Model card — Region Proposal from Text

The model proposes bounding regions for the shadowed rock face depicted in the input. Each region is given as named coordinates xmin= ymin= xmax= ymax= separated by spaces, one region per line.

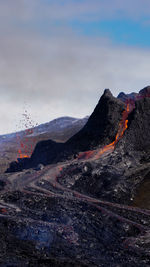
xmin=65 ymin=89 xmax=125 ymax=152
xmin=117 ymin=92 xmax=138 ymax=102
xmin=118 ymin=97 xmax=150 ymax=154
xmin=29 ymin=89 xmax=125 ymax=167
xmin=139 ymin=86 xmax=150 ymax=97
xmin=30 ymin=139 xmax=63 ymax=166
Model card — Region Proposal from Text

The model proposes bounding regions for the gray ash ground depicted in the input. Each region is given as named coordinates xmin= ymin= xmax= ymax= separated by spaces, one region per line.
xmin=1 ymin=87 xmax=150 ymax=266
xmin=1 ymin=150 xmax=150 ymax=266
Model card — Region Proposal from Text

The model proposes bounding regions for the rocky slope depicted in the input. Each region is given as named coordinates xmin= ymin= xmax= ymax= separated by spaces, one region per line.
xmin=117 ymin=97 xmax=150 ymax=154
xmin=10 ymin=86 xmax=150 ymax=169
xmin=1 ymin=86 xmax=150 ymax=266
xmin=27 ymin=89 xmax=125 ymax=167
xmin=65 ymin=89 xmax=125 ymax=152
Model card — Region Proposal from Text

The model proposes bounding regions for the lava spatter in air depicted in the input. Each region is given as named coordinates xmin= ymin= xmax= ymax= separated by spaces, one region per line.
xmin=16 ymin=109 xmax=38 ymax=160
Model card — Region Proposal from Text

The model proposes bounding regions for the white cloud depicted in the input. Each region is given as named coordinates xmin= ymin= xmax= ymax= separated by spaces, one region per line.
xmin=0 ymin=0 xmax=150 ymax=134
xmin=0 ymin=30 xmax=150 ymax=134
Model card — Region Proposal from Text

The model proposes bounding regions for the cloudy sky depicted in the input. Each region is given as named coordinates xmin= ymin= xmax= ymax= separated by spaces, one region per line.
xmin=1 ymin=0 xmax=150 ymax=134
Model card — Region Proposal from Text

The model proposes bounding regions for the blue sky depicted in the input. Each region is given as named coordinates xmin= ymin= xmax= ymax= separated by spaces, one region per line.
xmin=69 ymin=19 xmax=150 ymax=47
xmin=0 ymin=0 xmax=150 ymax=134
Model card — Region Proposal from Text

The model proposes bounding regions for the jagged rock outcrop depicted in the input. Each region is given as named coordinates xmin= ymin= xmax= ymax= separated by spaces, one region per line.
xmin=64 ymin=89 xmax=125 ymax=153
xmin=139 ymin=85 xmax=150 ymax=97
xmin=117 ymin=97 xmax=150 ymax=155
xmin=118 ymin=85 xmax=150 ymax=103
xmin=6 ymin=158 xmax=31 ymax=173
xmin=117 ymin=92 xmax=138 ymax=102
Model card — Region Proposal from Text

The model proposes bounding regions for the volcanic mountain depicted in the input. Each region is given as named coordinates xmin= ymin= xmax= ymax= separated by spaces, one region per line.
xmin=6 ymin=89 xmax=124 ymax=170
xmin=7 ymin=86 xmax=150 ymax=171
xmin=1 ymin=86 xmax=150 ymax=266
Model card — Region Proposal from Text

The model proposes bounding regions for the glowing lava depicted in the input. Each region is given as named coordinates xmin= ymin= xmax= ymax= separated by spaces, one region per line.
xmin=16 ymin=132 xmax=31 ymax=159
xmin=16 ymin=110 xmax=38 ymax=160
xmin=94 ymin=103 xmax=129 ymax=159
xmin=78 ymin=103 xmax=130 ymax=161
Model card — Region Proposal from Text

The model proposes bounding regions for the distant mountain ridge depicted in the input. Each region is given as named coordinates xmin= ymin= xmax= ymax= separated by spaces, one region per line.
xmin=0 ymin=116 xmax=89 ymax=140
xmin=0 ymin=116 xmax=88 ymax=173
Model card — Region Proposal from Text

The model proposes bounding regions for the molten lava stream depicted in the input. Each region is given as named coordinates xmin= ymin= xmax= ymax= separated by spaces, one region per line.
xmin=78 ymin=103 xmax=130 ymax=161
xmin=94 ymin=103 xmax=129 ymax=159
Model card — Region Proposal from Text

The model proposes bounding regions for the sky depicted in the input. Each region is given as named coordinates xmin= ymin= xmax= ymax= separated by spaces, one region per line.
xmin=1 ymin=0 xmax=150 ymax=134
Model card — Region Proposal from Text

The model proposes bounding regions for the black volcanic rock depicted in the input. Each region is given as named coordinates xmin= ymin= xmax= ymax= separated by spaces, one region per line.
xmin=117 ymin=85 xmax=150 ymax=103
xmin=56 ymin=94 xmax=150 ymax=206
xmin=6 ymin=140 xmax=64 ymax=171
xmin=117 ymin=97 xmax=150 ymax=154
xmin=6 ymin=89 xmax=125 ymax=170
xmin=27 ymin=89 xmax=125 ymax=167
xmin=117 ymin=92 xmax=138 ymax=102
xmin=6 ymin=158 xmax=31 ymax=173
xmin=64 ymin=89 xmax=125 ymax=153
xmin=30 ymin=139 xmax=63 ymax=166
xmin=139 ymin=85 xmax=150 ymax=97
xmin=6 ymin=87 xmax=150 ymax=172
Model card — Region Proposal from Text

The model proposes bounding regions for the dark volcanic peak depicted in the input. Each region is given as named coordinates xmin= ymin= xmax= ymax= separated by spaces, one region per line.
xmin=29 ymin=88 xmax=125 ymax=167
xmin=103 ymin=88 xmax=113 ymax=97
xmin=65 ymin=88 xmax=125 ymax=151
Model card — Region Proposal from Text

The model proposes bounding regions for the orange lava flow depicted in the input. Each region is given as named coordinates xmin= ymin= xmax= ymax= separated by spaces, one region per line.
xmin=18 ymin=153 xmax=29 ymax=159
xmin=78 ymin=150 xmax=95 ymax=160
xmin=94 ymin=104 xmax=129 ymax=159
xmin=78 ymin=103 xmax=130 ymax=161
